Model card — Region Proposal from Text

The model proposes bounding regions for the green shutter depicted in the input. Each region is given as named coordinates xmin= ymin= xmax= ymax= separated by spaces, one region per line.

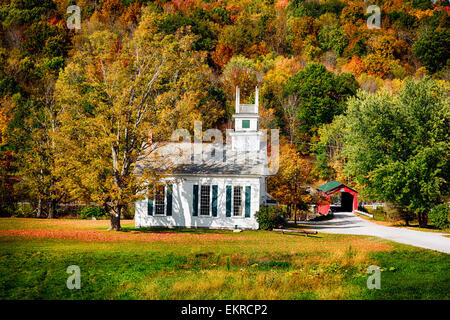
xmin=166 ymin=184 xmax=173 ymax=216
xmin=147 ymin=198 xmax=153 ymax=216
xmin=226 ymin=185 xmax=232 ymax=217
xmin=242 ymin=120 xmax=250 ymax=129
xmin=212 ymin=185 xmax=218 ymax=217
xmin=193 ymin=184 xmax=199 ymax=216
xmin=245 ymin=186 xmax=251 ymax=217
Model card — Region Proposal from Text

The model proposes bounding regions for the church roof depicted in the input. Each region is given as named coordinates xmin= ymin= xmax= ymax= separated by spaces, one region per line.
xmin=135 ymin=86 xmax=267 ymax=177
xmin=135 ymin=141 xmax=269 ymax=177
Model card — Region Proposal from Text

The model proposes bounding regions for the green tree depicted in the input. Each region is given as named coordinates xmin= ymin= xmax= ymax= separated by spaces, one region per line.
xmin=157 ymin=9 xmax=217 ymax=51
xmin=428 ymin=204 xmax=450 ymax=230
xmin=343 ymin=79 xmax=449 ymax=227
xmin=318 ymin=25 xmax=348 ymax=57
xmin=284 ymin=63 xmax=358 ymax=152
xmin=411 ymin=0 xmax=435 ymax=10
xmin=413 ymin=29 xmax=450 ymax=74
xmin=314 ymin=114 xmax=346 ymax=180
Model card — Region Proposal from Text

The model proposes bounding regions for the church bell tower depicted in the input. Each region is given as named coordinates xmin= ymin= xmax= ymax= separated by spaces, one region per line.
xmin=230 ymin=86 xmax=262 ymax=152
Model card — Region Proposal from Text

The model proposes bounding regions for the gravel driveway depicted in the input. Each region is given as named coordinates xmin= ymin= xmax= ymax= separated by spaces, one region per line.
xmin=299 ymin=212 xmax=450 ymax=254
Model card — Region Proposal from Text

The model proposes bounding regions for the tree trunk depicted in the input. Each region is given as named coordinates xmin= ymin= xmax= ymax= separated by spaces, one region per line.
xmin=417 ymin=213 xmax=423 ymax=228
xmin=109 ymin=203 xmax=122 ymax=231
xmin=293 ymin=183 xmax=298 ymax=225
xmin=47 ymin=199 xmax=56 ymax=219
xmin=293 ymin=197 xmax=297 ymax=225
xmin=417 ymin=212 xmax=428 ymax=228
xmin=36 ymin=198 xmax=42 ymax=218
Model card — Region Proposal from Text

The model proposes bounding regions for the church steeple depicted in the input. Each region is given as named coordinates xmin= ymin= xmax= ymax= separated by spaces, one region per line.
xmin=233 ymin=86 xmax=259 ymax=132
xmin=230 ymin=86 xmax=262 ymax=152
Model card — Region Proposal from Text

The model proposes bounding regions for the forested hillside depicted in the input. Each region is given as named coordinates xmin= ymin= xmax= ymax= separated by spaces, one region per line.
xmin=0 ymin=0 xmax=448 ymax=226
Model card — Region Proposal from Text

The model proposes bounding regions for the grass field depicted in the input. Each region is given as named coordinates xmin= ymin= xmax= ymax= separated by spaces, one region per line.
xmin=0 ymin=218 xmax=449 ymax=300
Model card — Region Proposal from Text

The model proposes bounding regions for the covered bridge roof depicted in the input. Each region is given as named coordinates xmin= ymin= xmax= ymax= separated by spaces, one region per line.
xmin=316 ymin=181 xmax=357 ymax=195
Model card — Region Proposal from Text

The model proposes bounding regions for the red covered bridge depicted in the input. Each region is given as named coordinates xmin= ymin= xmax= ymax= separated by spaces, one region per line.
xmin=316 ymin=181 xmax=358 ymax=215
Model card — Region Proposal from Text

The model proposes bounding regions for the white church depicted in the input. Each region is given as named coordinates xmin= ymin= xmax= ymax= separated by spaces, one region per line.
xmin=134 ymin=87 xmax=275 ymax=230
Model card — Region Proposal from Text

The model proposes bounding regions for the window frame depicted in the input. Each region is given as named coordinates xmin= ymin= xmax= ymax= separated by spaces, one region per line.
xmin=232 ymin=186 xmax=244 ymax=217
xmin=199 ymin=185 xmax=212 ymax=216
xmin=153 ymin=185 xmax=166 ymax=216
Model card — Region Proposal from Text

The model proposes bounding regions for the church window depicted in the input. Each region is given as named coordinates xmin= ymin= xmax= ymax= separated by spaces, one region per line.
xmin=233 ymin=186 xmax=243 ymax=216
xmin=154 ymin=185 xmax=165 ymax=215
xmin=200 ymin=185 xmax=211 ymax=216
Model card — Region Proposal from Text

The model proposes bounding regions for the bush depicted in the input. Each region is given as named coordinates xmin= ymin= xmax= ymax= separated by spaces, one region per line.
xmin=13 ymin=203 xmax=34 ymax=218
xmin=1 ymin=203 xmax=17 ymax=217
xmin=254 ymin=205 xmax=286 ymax=230
xmin=78 ymin=206 xmax=106 ymax=219
xmin=429 ymin=204 xmax=450 ymax=230
xmin=384 ymin=203 xmax=415 ymax=225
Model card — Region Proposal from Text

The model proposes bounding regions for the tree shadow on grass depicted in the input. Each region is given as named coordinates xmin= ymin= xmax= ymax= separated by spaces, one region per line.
xmin=273 ymin=232 xmax=322 ymax=239
xmin=281 ymin=233 xmax=322 ymax=239
xmin=120 ymin=226 xmax=234 ymax=235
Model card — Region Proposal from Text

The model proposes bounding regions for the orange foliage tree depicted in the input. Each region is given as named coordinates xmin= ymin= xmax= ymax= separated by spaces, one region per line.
xmin=267 ymin=142 xmax=313 ymax=223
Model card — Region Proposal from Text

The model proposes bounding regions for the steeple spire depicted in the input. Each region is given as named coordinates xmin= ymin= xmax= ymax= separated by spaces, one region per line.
xmin=255 ymin=86 xmax=259 ymax=113
xmin=235 ymin=86 xmax=240 ymax=114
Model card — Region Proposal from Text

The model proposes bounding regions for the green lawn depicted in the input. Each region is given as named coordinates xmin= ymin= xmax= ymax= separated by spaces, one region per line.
xmin=0 ymin=218 xmax=448 ymax=299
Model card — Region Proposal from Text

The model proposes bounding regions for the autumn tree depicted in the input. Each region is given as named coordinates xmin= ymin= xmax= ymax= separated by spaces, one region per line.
xmin=289 ymin=16 xmax=320 ymax=56
xmin=54 ymin=10 xmax=221 ymax=230
xmin=14 ymin=100 xmax=62 ymax=218
xmin=267 ymin=142 xmax=313 ymax=223
xmin=262 ymin=56 xmax=302 ymax=140
xmin=0 ymin=96 xmax=16 ymax=216
xmin=0 ymin=1 xmax=71 ymax=218
xmin=220 ymin=55 xmax=259 ymax=116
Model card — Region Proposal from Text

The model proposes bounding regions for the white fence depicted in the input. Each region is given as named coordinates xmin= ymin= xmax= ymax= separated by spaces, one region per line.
xmin=354 ymin=210 xmax=374 ymax=218
xmin=361 ymin=202 xmax=385 ymax=209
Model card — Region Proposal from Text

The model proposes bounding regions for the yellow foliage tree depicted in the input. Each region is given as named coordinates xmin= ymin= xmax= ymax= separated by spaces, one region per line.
xmin=267 ymin=142 xmax=313 ymax=223
xmin=54 ymin=10 xmax=221 ymax=230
